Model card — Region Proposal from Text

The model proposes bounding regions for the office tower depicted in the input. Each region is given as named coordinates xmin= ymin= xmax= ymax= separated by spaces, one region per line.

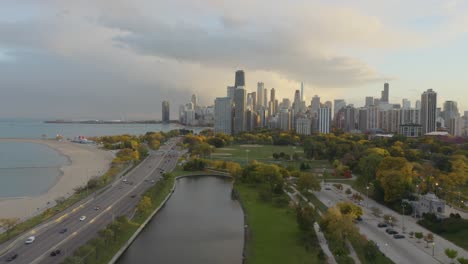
xmin=233 ymin=87 xmax=247 ymax=134
xmin=415 ymin=100 xmax=421 ymax=109
xmin=269 ymin=88 xmax=276 ymax=115
xmin=318 ymin=106 xmax=331 ymax=134
xmin=251 ymin=92 xmax=257 ymax=111
xmin=421 ymin=89 xmax=437 ymax=134
xmin=443 ymin=101 xmax=460 ymax=135
xmin=296 ymin=117 xmax=311 ymax=135
xmin=367 ymin=105 xmax=379 ymax=129
xmin=334 ymin=99 xmax=346 ymax=118
xmin=214 ymin=97 xmax=232 ymax=135
xmin=246 ymin=109 xmax=258 ymax=131
xmin=381 ymin=83 xmax=389 ymax=103
xmin=178 ymin=105 xmax=186 ymax=123
xmin=185 ymin=109 xmax=195 ymax=125
xmin=343 ymin=106 xmax=356 ymax=132
xmin=402 ymin=99 xmax=411 ymax=109
xmin=400 ymin=108 xmax=421 ymax=125
xmin=235 ymin=70 xmax=245 ymax=87
xmin=293 ymin=90 xmax=301 ymax=114
xmin=379 ymin=109 xmax=400 ymax=133
xmin=281 ymin=98 xmax=291 ymax=110
xmin=191 ymin=94 xmax=198 ymax=108
xmin=324 ymin=101 xmax=333 ymax=109
xmin=358 ymin=108 xmax=368 ymax=132
xmin=162 ymin=101 xmax=170 ymax=123
xmin=257 ymin=82 xmax=264 ymax=108
xmin=374 ymin=98 xmax=381 ymax=105
xmin=365 ymin=97 xmax=374 ymax=107
xmin=263 ymin=88 xmax=268 ymax=107
xmin=300 ymin=82 xmax=304 ymax=101
xmin=279 ymin=108 xmax=291 ymax=131
xmin=247 ymin=93 xmax=253 ymax=110
xmin=227 ymin=86 xmax=235 ymax=102
xmin=311 ymin=95 xmax=320 ymax=114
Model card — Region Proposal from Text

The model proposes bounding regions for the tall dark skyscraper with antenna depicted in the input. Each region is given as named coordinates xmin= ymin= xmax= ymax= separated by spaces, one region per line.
xmin=381 ymin=83 xmax=389 ymax=103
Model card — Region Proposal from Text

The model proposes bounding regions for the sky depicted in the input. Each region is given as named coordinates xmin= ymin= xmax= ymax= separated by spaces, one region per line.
xmin=1 ymin=0 xmax=467 ymax=119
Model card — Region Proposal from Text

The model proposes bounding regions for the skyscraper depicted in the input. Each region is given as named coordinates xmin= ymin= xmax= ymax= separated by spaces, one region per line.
xmin=263 ymin=88 xmax=268 ymax=108
xmin=191 ymin=94 xmax=198 ymax=108
xmin=227 ymin=86 xmax=235 ymax=102
xmin=415 ymin=100 xmax=421 ymax=109
xmin=402 ymin=99 xmax=411 ymax=109
xmin=421 ymin=89 xmax=437 ymax=134
xmin=257 ymin=82 xmax=264 ymax=108
xmin=333 ymin=99 xmax=346 ymax=118
xmin=381 ymin=83 xmax=389 ymax=103
xmin=318 ymin=106 xmax=331 ymax=134
xmin=279 ymin=108 xmax=291 ymax=131
xmin=235 ymin=70 xmax=245 ymax=87
xmin=269 ymin=88 xmax=276 ymax=115
xmin=233 ymin=87 xmax=247 ymax=134
xmin=214 ymin=97 xmax=232 ymax=135
xmin=300 ymin=82 xmax=304 ymax=101
xmin=162 ymin=101 xmax=170 ymax=123
xmin=311 ymin=95 xmax=320 ymax=114
xmin=443 ymin=100 xmax=460 ymax=135
xmin=365 ymin=96 xmax=374 ymax=107
xmin=293 ymin=90 xmax=301 ymax=114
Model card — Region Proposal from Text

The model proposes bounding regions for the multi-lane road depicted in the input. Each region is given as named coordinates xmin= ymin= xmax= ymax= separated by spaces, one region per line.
xmin=0 ymin=137 xmax=184 ymax=264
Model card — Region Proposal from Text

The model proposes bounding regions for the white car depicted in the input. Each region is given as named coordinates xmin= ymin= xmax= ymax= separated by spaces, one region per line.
xmin=79 ymin=216 xmax=87 ymax=221
xmin=25 ymin=236 xmax=35 ymax=244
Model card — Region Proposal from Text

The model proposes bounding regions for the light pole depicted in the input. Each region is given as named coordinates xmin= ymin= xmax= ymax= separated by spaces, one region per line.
xmin=435 ymin=182 xmax=439 ymax=196
xmin=401 ymin=203 xmax=406 ymax=233
xmin=431 ymin=242 xmax=435 ymax=256
xmin=366 ymin=185 xmax=370 ymax=208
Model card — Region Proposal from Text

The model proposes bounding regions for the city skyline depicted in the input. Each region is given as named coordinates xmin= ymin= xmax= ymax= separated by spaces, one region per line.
xmin=1 ymin=1 xmax=468 ymax=119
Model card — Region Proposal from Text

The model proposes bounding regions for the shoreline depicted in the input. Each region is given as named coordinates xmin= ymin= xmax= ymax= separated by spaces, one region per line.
xmin=0 ymin=138 xmax=114 ymax=220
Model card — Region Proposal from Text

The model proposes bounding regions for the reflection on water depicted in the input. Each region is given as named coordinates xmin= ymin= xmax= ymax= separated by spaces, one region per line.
xmin=117 ymin=176 xmax=244 ymax=264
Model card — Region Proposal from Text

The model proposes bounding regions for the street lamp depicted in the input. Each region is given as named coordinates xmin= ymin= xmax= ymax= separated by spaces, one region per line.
xmin=366 ymin=185 xmax=370 ymax=208
xmin=431 ymin=242 xmax=435 ymax=256
xmin=401 ymin=203 xmax=406 ymax=233
xmin=435 ymin=182 xmax=439 ymax=196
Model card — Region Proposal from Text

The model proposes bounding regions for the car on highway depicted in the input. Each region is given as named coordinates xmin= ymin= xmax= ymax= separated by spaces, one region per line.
xmin=79 ymin=215 xmax=87 ymax=221
xmin=324 ymin=187 xmax=331 ymax=190
xmin=59 ymin=228 xmax=68 ymax=234
xmin=5 ymin=253 xmax=18 ymax=262
xmin=122 ymin=179 xmax=128 ymax=183
xmin=150 ymin=180 xmax=155 ymax=183
xmin=393 ymin=234 xmax=405 ymax=239
xmin=94 ymin=206 xmax=101 ymax=211
xmin=25 ymin=236 xmax=35 ymax=244
xmin=50 ymin=249 xmax=61 ymax=256
xmin=130 ymin=194 xmax=136 ymax=198
xmin=377 ymin=223 xmax=388 ymax=228
xmin=385 ymin=228 xmax=398 ymax=235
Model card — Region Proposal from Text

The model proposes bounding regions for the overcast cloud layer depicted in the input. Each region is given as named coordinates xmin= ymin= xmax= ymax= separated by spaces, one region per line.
xmin=1 ymin=0 xmax=467 ymax=119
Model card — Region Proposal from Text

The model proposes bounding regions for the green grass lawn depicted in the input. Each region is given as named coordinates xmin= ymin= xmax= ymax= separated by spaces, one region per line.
xmin=213 ymin=144 xmax=303 ymax=162
xmin=236 ymin=184 xmax=325 ymax=264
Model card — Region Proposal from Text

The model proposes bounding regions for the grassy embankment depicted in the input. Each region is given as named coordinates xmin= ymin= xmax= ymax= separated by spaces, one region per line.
xmin=236 ymin=184 xmax=324 ymax=264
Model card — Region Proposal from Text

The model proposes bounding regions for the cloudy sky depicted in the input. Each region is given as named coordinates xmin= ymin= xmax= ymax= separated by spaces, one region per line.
xmin=1 ymin=0 xmax=467 ymax=119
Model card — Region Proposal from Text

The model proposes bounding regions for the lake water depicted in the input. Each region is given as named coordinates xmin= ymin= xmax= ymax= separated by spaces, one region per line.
xmin=0 ymin=142 xmax=69 ymax=197
xmin=117 ymin=176 xmax=244 ymax=264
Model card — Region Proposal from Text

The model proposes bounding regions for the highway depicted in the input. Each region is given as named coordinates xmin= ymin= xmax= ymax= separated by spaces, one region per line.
xmin=0 ymin=137 xmax=184 ymax=264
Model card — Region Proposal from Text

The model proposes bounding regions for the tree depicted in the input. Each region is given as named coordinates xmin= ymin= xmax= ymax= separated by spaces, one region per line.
xmin=89 ymin=237 xmax=105 ymax=260
xmin=358 ymin=154 xmax=383 ymax=184
xmin=364 ymin=240 xmax=379 ymax=261
xmin=297 ymin=173 xmax=320 ymax=193
xmin=75 ymin=244 xmax=94 ymax=260
xmin=0 ymin=218 xmax=20 ymax=238
xmin=137 ymin=196 xmax=153 ymax=215
xmin=321 ymin=206 xmax=359 ymax=244
xmin=98 ymin=228 xmax=114 ymax=244
xmin=336 ymin=201 xmax=363 ymax=218
xmin=415 ymin=232 xmax=423 ymax=243
xmin=376 ymin=157 xmax=413 ymax=202
xmin=457 ymin=257 xmax=468 ymax=264
xmin=296 ymin=205 xmax=315 ymax=232
xmin=444 ymin=248 xmax=458 ymax=263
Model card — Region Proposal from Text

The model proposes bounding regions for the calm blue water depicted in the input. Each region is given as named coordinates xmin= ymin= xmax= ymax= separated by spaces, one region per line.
xmin=0 ymin=119 xmax=205 ymax=139
xmin=0 ymin=119 xmax=205 ymax=198
xmin=0 ymin=142 xmax=69 ymax=197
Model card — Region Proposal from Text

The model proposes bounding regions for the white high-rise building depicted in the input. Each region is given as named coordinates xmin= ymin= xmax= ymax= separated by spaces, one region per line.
xmin=402 ymin=99 xmax=411 ymax=109
xmin=191 ymin=94 xmax=198 ymax=108
xmin=214 ymin=97 xmax=232 ymax=135
xmin=296 ymin=117 xmax=311 ymax=135
xmin=318 ymin=107 xmax=331 ymax=134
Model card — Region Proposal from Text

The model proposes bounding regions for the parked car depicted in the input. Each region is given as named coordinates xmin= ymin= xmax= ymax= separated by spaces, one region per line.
xmin=325 ymin=187 xmax=331 ymax=190
xmin=393 ymin=234 xmax=405 ymax=239
xmin=59 ymin=228 xmax=68 ymax=234
xmin=377 ymin=223 xmax=388 ymax=228
xmin=79 ymin=215 xmax=87 ymax=221
xmin=50 ymin=249 xmax=61 ymax=256
xmin=385 ymin=228 xmax=398 ymax=235
xmin=5 ymin=253 xmax=18 ymax=262
xmin=25 ymin=236 xmax=35 ymax=244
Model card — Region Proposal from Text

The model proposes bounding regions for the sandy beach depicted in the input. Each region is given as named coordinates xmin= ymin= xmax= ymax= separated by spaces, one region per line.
xmin=0 ymin=139 xmax=114 ymax=220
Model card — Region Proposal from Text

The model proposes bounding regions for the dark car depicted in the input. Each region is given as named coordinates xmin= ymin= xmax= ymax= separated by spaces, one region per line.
xmin=130 ymin=194 xmax=136 ymax=198
xmin=325 ymin=187 xmax=331 ymax=190
xmin=356 ymin=216 xmax=363 ymax=221
xmin=50 ymin=250 xmax=61 ymax=257
xmin=385 ymin=228 xmax=398 ymax=235
xmin=5 ymin=253 xmax=18 ymax=262
xmin=393 ymin=234 xmax=405 ymax=239
xmin=59 ymin=228 xmax=68 ymax=234
xmin=377 ymin=223 xmax=388 ymax=228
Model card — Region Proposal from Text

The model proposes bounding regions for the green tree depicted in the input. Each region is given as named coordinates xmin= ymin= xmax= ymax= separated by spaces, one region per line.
xmin=415 ymin=232 xmax=423 ymax=243
xmin=297 ymin=173 xmax=320 ymax=193
xmin=457 ymin=257 xmax=468 ymax=264
xmin=89 ymin=237 xmax=105 ymax=260
xmin=444 ymin=248 xmax=458 ymax=263
xmin=0 ymin=218 xmax=20 ymax=238
xmin=296 ymin=205 xmax=315 ymax=232
xmin=336 ymin=201 xmax=363 ymax=218
xmin=357 ymin=154 xmax=383 ymax=185
xmin=376 ymin=157 xmax=413 ymax=202
xmin=137 ymin=196 xmax=153 ymax=215
xmin=98 ymin=228 xmax=114 ymax=244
